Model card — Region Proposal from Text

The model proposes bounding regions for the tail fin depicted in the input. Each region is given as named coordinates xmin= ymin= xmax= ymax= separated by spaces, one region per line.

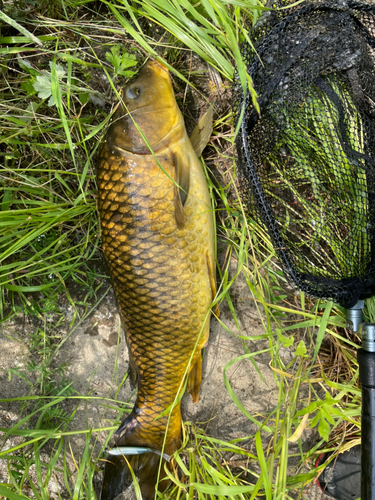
xmin=100 ymin=452 xmax=169 ymax=500
xmin=100 ymin=412 xmax=180 ymax=500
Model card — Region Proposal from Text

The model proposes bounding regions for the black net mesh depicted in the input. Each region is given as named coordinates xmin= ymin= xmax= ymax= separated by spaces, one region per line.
xmin=235 ymin=0 xmax=375 ymax=308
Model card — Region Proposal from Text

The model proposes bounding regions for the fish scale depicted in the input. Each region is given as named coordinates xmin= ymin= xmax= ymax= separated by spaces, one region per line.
xmin=98 ymin=60 xmax=215 ymax=500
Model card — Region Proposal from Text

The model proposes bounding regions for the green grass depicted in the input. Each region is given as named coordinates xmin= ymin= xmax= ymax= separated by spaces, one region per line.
xmin=0 ymin=0 xmax=364 ymax=499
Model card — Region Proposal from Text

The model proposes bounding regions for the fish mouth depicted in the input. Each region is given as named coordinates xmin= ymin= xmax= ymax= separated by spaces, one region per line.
xmin=144 ymin=60 xmax=169 ymax=77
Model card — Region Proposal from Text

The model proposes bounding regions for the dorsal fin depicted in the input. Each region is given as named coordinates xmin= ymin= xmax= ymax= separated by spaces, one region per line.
xmin=189 ymin=107 xmax=213 ymax=158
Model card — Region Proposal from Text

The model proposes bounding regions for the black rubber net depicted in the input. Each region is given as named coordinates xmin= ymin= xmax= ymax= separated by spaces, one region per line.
xmin=235 ymin=0 xmax=375 ymax=308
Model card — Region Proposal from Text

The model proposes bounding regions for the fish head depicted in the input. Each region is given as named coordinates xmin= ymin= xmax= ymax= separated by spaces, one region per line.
xmin=107 ymin=61 xmax=183 ymax=154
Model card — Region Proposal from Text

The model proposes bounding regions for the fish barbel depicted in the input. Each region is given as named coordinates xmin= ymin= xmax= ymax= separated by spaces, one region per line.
xmin=97 ymin=61 xmax=216 ymax=499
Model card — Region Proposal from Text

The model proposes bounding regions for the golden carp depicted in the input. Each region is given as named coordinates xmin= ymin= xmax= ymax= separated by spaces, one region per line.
xmin=97 ymin=61 xmax=216 ymax=500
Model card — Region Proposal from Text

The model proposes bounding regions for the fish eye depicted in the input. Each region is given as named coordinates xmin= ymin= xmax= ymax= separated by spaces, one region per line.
xmin=126 ymin=86 xmax=141 ymax=99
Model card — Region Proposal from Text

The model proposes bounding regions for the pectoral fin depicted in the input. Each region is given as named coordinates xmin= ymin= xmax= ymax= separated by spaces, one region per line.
xmin=189 ymin=107 xmax=213 ymax=158
xmin=207 ymin=253 xmax=219 ymax=317
xmin=172 ymin=151 xmax=190 ymax=228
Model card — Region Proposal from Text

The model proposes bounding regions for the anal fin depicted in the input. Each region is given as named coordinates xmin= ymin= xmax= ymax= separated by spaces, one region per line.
xmin=186 ymin=354 xmax=202 ymax=404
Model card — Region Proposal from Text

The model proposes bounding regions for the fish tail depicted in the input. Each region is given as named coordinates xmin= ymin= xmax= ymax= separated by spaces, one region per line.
xmin=100 ymin=411 xmax=181 ymax=500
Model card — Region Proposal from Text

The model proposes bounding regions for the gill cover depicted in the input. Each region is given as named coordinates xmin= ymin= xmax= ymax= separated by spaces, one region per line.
xmin=107 ymin=61 xmax=183 ymax=154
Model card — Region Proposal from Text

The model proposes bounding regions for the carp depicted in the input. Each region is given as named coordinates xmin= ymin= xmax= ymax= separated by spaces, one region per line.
xmin=97 ymin=60 xmax=216 ymax=499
